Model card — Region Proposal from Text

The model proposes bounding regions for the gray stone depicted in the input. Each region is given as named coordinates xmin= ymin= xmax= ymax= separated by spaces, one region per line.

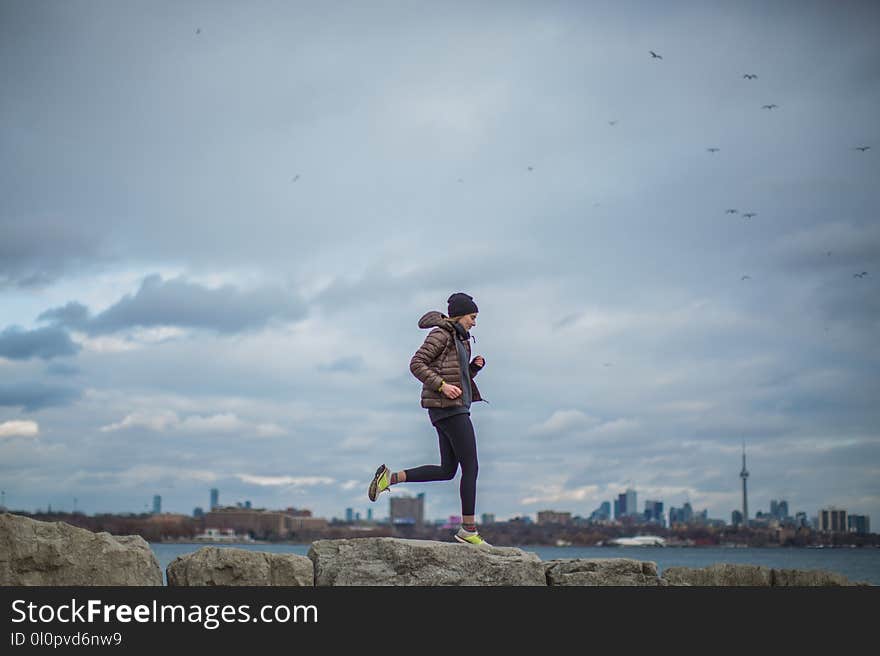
xmin=308 ymin=537 xmax=546 ymax=586
xmin=0 ymin=512 xmax=162 ymax=586
xmin=770 ymin=568 xmax=866 ymax=586
xmin=662 ymin=563 xmax=772 ymax=586
xmin=166 ymin=546 xmax=314 ymax=586
xmin=544 ymin=558 xmax=666 ymax=586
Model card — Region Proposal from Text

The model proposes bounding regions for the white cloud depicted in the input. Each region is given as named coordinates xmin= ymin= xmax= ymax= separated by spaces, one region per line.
xmin=0 ymin=420 xmax=39 ymax=438
xmin=100 ymin=411 xmax=179 ymax=433
xmin=235 ymin=474 xmax=335 ymax=487
xmin=521 ymin=483 xmax=601 ymax=506
xmin=100 ymin=410 xmax=285 ymax=437
xmin=178 ymin=413 xmax=247 ymax=433
xmin=528 ymin=409 xmax=600 ymax=436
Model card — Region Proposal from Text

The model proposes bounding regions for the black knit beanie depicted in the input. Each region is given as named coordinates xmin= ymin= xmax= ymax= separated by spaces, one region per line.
xmin=447 ymin=292 xmax=478 ymax=318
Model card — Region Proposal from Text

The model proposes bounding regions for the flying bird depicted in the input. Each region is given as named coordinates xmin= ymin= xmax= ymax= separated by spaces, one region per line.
xmin=195 ymin=28 xmax=201 ymax=34
xmin=741 ymin=275 xmax=751 ymax=281
xmin=826 ymin=251 xmax=832 ymax=256
xmin=527 ymin=166 xmax=533 ymax=172
xmin=291 ymin=174 xmax=300 ymax=182
xmin=725 ymin=209 xmax=738 ymax=214
xmin=742 ymin=212 xmax=757 ymax=219
xmin=762 ymin=104 xmax=779 ymax=110
xmin=608 ymin=120 xmax=618 ymax=126
xmin=458 ymin=178 xmax=464 ymax=183
xmin=706 ymin=147 xmax=720 ymax=153
xmin=853 ymin=271 xmax=868 ymax=278
xmin=650 ymin=50 xmax=663 ymax=59
xmin=603 ymin=363 xmax=613 ymax=367
xmin=854 ymin=146 xmax=871 ymax=152
xmin=743 ymin=73 xmax=758 ymax=79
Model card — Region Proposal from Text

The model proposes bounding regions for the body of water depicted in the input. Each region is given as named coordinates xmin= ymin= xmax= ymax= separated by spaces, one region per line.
xmin=150 ymin=542 xmax=880 ymax=585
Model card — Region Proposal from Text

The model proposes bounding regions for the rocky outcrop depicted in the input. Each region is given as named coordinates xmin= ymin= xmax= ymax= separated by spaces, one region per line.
xmin=308 ymin=537 xmax=546 ymax=586
xmin=166 ymin=546 xmax=313 ymax=586
xmin=662 ymin=563 xmax=773 ymax=586
xmin=661 ymin=563 xmax=868 ymax=586
xmin=0 ymin=512 xmax=162 ymax=586
xmin=3 ymin=514 xmax=872 ymax=586
xmin=771 ymin=568 xmax=867 ymax=586
xmin=545 ymin=557 xmax=667 ymax=586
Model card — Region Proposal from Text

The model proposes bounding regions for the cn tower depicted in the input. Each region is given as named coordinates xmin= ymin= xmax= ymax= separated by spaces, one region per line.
xmin=740 ymin=441 xmax=749 ymax=527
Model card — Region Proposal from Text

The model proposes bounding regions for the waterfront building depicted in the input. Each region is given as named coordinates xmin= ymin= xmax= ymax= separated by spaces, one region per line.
xmin=210 ymin=488 xmax=219 ymax=510
xmin=390 ymin=493 xmax=425 ymax=526
xmin=152 ymin=495 xmax=161 ymax=515
xmin=817 ymin=507 xmax=847 ymax=533
xmin=848 ymin=514 xmax=870 ymax=534
xmin=537 ymin=510 xmax=572 ymax=525
xmin=481 ymin=513 xmax=495 ymax=525
xmin=345 ymin=507 xmax=354 ymax=522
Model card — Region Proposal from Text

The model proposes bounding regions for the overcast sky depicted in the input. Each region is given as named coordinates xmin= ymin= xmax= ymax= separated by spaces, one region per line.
xmin=1 ymin=0 xmax=878 ymax=526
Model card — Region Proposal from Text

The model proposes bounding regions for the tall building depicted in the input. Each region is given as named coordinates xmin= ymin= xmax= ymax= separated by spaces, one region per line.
xmin=740 ymin=442 xmax=749 ymax=527
xmin=669 ymin=502 xmax=694 ymax=526
xmin=590 ymin=501 xmax=611 ymax=522
xmin=795 ymin=511 xmax=808 ymax=528
xmin=345 ymin=507 xmax=354 ymax=523
xmin=481 ymin=513 xmax=495 ymax=525
xmin=210 ymin=488 xmax=219 ymax=510
xmin=625 ymin=488 xmax=637 ymax=517
xmin=152 ymin=495 xmax=161 ymax=515
xmin=817 ymin=508 xmax=847 ymax=533
xmin=367 ymin=508 xmax=373 ymax=522
xmin=731 ymin=509 xmax=743 ymax=526
xmin=614 ymin=494 xmax=625 ymax=519
xmin=390 ymin=493 xmax=425 ymax=526
xmin=848 ymin=515 xmax=870 ymax=534
xmin=644 ymin=500 xmax=664 ymax=526
xmin=769 ymin=499 xmax=789 ymax=522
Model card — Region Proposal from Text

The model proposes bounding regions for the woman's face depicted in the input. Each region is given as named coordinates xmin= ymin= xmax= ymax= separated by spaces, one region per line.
xmin=458 ymin=313 xmax=477 ymax=330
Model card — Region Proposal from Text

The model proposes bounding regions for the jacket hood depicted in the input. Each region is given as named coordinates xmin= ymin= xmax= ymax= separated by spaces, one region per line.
xmin=418 ymin=310 xmax=450 ymax=330
xmin=418 ymin=310 xmax=473 ymax=341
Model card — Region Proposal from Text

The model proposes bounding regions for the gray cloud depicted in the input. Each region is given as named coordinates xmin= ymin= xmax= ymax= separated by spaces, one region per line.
xmin=0 ymin=382 xmax=81 ymax=411
xmin=318 ymin=356 xmax=365 ymax=373
xmin=38 ymin=274 xmax=308 ymax=335
xmin=45 ymin=362 xmax=81 ymax=376
xmin=0 ymin=325 xmax=80 ymax=360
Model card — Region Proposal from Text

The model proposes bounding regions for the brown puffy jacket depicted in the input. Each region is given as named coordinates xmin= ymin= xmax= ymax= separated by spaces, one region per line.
xmin=409 ymin=310 xmax=487 ymax=409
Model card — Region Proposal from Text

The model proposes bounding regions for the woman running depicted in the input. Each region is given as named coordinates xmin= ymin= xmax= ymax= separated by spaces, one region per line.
xmin=368 ymin=292 xmax=490 ymax=546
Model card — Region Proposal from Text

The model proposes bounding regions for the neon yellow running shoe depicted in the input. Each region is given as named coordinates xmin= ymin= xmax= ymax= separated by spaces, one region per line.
xmin=454 ymin=527 xmax=491 ymax=547
xmin=368 ymin=464 xmax=391 ymax=502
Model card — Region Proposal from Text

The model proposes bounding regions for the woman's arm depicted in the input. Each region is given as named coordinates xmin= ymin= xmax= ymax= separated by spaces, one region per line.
xmin=410 ymin=328 xmax=449 ymax=391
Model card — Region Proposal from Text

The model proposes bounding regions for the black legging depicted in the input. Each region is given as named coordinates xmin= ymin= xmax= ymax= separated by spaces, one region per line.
xmin=403 ymin=413 xmax=478 ymax=516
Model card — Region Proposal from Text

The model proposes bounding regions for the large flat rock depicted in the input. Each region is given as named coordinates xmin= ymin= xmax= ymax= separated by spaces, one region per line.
xmin=166 ymin=546 xmax=314 ymax=586
xmin=544 ymin=558 xmax=666 ymax=586
xmin=662 ymin=563 xmax=774 ymax=586
xmin=308 ymin=537 xmax=546 ymax=586
xmin=0 ymin=512 xmax=162 ymax=586
xmin=771 ymin=568 xmax=867 ymax=586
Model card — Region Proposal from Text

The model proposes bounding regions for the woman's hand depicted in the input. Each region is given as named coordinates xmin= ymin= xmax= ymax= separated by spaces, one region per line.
xmin=473 ymin=356 xmax=485 ymax=368
xmin=441 ymin=383 xmax=462 ymax=399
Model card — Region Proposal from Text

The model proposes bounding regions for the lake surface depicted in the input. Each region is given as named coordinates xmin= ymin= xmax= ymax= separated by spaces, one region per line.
xmin=150 ymin=542 xmax=880 ymax=585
